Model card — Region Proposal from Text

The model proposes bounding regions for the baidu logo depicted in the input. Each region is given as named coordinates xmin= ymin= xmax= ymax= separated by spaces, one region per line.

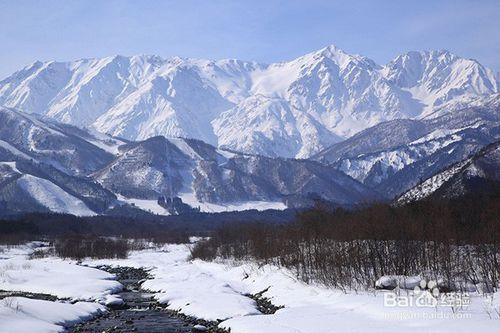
xmin=383 ymin=279 xmax=470 ymax=308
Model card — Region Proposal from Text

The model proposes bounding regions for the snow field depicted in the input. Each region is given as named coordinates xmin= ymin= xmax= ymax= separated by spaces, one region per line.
xmin=0 ymin=243 xmax=122 ymax=332
xmin=2 ymin=242 xmax=499 ymax=333
xmin=83 ymin=243 xmax=500 ymax=333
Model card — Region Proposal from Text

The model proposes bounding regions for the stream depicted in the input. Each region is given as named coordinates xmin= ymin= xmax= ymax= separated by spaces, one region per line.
xmin=70 ymin=266 xmax=197 ymax=333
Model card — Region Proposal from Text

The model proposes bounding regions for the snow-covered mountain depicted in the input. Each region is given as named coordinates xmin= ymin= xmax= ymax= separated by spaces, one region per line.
xmin=314 ymin=95 xmax=500 ymax=198
xmin=336 ymin=124 xmax=497 ymax=198
xmin=0 ymin=106 xmax=123 ymax=215
xmin=1 ymin=46 xmax=497 ymax=158
xmin=93 ymin=135 xmax=376 ymax=210
xmin=396 ymin=140 xmax=500 ymax=204
xmin=0 ymin=106 xmax=377 ymax=216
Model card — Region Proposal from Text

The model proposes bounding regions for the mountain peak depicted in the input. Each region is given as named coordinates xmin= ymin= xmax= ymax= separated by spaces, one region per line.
xmin=385 ymin=49 xmax=497 ymax=106
xmin=291 ymin=44 xmax=377 ymax=71
xmin=318 ymin=44 xmax=345 ymax=54
xmin=391 ymin=49 xmax=479 ymax=67
xmin=311 ymin=44 xmax=354 ymax=59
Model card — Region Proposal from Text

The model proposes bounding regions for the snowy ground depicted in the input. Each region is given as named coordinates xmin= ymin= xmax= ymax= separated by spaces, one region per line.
xmin=0 ymin=243 xmax=120 ymax=332
xmin=180 ymin=192 xmax=287 ymax=213
xmin=84 ymin=243 xmax=500 ymax=333
xmin=116 ymin=192 xmax=286 ymax=216
xmin=1 ymin=241 xmax=499 ymax=332
xmin=0 ymin=297 xmax=105 ymax=333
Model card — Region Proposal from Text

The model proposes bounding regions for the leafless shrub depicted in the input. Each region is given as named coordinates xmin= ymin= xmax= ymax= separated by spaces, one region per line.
xmin=28 ymin=248 xmax=54 ymax=259
xmin=2 ymin=298 xmax=22 ymax=312
xmin=192 ymin=195 xmax=500 ymax=291
xmin=146 ymin=232 xmax=190 ymax=246
xmin=54 ymin=236 xmax=130 ymax=260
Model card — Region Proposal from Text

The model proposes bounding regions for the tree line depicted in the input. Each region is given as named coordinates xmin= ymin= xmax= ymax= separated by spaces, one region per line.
xmin=191 ymin=194 xmax=500 ymax=292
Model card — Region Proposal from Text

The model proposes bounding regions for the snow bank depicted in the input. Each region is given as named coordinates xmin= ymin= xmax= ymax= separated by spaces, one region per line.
xmin=0 ymin=244 xmax=121 ymax=301
xmin=85 ymin=245 xmax=259 ymax=321
xmin=0 ymin=297 xmax=104 ymax=333
xmin=220 ymin=302 xmax=498 ymax=333
xmin=214 ymin=264 xmax=500 ymax=333
xmin=103 ymin=294 xmax=124 ymax=307
xmin=150 ymin=265 xmax=260 ymax=320
xmin=375 ymin=275 xmax=422 ymax=290
xmin=0 ymin=244 xmax=124 ymax=332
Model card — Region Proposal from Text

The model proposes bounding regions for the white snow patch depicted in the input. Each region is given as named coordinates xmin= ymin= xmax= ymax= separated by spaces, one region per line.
xmin=103 ymin=294 xmax=124 ymax=307
xmin=465 ymin=164 xmax=485 ymax=178
xmin=17 ymin=174 xmax=96 ymax=216
xmin=216 ymin=148 xmax=237 ymax=159
xmin=0 ymin=139 xmax=32 ymax=160
xmin=116 ymin=194 xmax=170 ymax=215
xmin=0 ymin=255 xmax=121 ymax=300
xmin=82 ymin=128 xmax=125 ymax=155
xmin=179 ymin=192 xmax=287 ymax=213
xmin=168 ymin=138 xmax=202 ymax=159
xmin=0 ymin=161 xmax=22 ymax=173
xmin=0 ymin=241 xmax=121 ymax=332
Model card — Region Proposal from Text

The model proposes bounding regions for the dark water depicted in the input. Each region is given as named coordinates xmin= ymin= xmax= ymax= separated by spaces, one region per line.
xmin=70 ymin=267 xmax=195 ymax=333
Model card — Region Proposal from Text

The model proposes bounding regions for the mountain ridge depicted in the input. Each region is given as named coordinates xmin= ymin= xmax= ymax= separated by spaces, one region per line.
xmin=395 ymin=140 xmax=500 ymax=204
xmin=0 ymin=106 xmax=378 ymax=216
xmin=1 ymin=45 xmax=497 ymax=158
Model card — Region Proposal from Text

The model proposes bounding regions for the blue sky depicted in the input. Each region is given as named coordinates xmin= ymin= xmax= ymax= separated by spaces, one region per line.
xmin=0 ymin=0 xmax=499 ymax=78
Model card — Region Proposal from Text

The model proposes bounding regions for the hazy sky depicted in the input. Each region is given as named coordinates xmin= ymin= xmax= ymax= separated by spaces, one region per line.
xmin=0 ymin=0 xmax=499 ymax=79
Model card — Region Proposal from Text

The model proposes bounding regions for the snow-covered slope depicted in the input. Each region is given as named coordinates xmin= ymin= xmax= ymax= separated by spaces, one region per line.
xmin=396 ymin=141 xmax=500 ymax=204
xmin=0 ymin=107 xmax=121 ymax=215
xmin=1 ymin=46 xmax=497 ymax=158
xmin=16 ymin=174 xmax=96 ymax=216
xmin=0 ymin=160 xmax=110 ymax=216
xmin=0 ymin=106 xmax=122 ymax=176
xmin=336 ymin=127 xmax=465 ymax=185
xmin=315 ymin=96 xmax=499 ymax=198
xmin=332 ymin=124 xmax=497 ymax=199
xmin=314 ymin=119 xmax=431 ymax=164
xmin=395 ymin=160 xmax=470 ymax=204
xmin=315 ymin=93 xmax=500 ymax=163
xmin=93 ymin=136 xmax=377 ymax=209
xmin=384 ymin=50 xmax=498 ymax=117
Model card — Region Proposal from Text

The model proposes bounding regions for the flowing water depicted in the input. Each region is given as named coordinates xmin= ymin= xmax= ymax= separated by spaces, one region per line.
xmin=70 ymin=266 xmax=195 ymax=333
